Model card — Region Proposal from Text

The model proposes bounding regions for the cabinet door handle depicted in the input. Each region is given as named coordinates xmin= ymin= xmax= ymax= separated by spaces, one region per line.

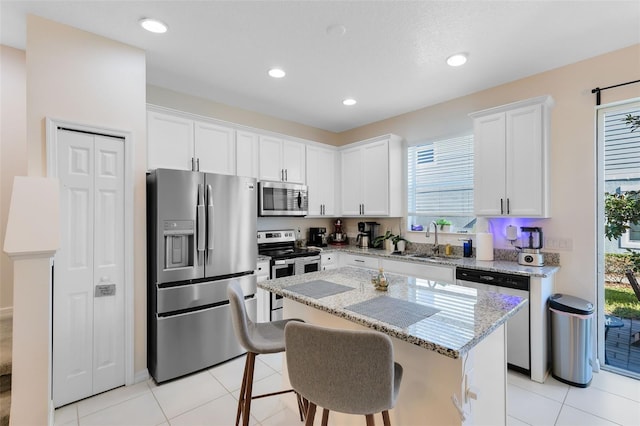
xmin=196 ymin=158 xmax=200 ymax=171
xmin=280 ymin=169 xmax=284 ymax=181
xmin=507 ymin=198 xmax=510 ymax=215
xmin=500 ymin=198 xmax=504 ymax=215
xmin=354 ymin=259 xmax=365 ymax=263
xmin=285 ymin=169 xmax=288 ymax=181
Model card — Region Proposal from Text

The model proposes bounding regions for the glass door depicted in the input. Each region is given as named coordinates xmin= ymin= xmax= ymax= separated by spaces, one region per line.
xmin=597 ymin=99 xmax=640 ymax=379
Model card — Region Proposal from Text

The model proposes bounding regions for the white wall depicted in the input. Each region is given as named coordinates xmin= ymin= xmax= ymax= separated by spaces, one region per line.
xmin=25 ymin=15 xmax=148 ymax=374
xmin=0 ymin=45 xmax=27 ymax=312
xmin=339 ymin=44 xmax=640 ymax=306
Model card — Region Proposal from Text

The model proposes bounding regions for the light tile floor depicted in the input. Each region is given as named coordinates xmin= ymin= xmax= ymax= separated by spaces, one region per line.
xmin=55 ymin=353 xmax=640 ymax=426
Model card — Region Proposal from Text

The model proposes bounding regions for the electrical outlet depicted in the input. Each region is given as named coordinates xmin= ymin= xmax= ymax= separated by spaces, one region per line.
xmin=559 ymin=238 xmax=573 ymax=251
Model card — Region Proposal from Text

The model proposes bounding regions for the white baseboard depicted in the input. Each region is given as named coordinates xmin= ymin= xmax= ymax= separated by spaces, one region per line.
xmin=0 ymin=307 xmax=13 ymax=320
xmin=134 ymin=369 xmax=150 ymax=384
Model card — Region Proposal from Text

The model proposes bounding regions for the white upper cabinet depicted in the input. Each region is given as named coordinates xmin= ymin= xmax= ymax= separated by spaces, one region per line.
xmin=470 ymin=95 xmax=554 ymax=217
xmin=147 ymin=109 xmax=236 ymax=174
xmin=147 ymin=111 xmax=194 ymax=171
xmin=259 ymin=136 xmax=306 ymax=183
xmin=194 ymin=121 xmax=236 ymax=175
xmin=236 ymin=130 xmax=260 ymax=178
xmin=340 ymin=134 xmax=402 ymax=217
xmin=306 ymin=144 xmax=337 ymax=216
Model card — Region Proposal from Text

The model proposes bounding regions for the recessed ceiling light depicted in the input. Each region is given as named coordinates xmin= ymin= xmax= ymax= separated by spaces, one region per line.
xmin=326 ymin=24 xmax=347 ymax=38
xmin=343 ymin=98 xmax=357 ymax=106
xmin=446 ymin=53 xmax=468 ymax=67
xmin=139 ymin=18 xmax=168 ymax=34
xmin=268 ymin=68 xmax=286 ymax=78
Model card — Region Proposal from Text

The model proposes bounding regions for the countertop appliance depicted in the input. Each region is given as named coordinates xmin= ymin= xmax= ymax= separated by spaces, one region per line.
xmin=309 ymin=227 xmax=327 ymax=247
xmin=330 ymin=219 xmax=347 ymax=245
xmin=147 ymin=169 xmax=258 ymax=383
xmin=257 ymin=229 xmax=321 ymax=320
xmin=518 ymin=226 xmax=544 ymax=267
xmin=456 ymin=267 xmax=531 ymax=374
xmin=258 ymin=180 xmax=308 ymax=217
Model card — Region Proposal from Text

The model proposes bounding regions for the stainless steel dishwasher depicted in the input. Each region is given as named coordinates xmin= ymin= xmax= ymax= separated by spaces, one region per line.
xmin=456 ymin=267 xmax=530 ymax=374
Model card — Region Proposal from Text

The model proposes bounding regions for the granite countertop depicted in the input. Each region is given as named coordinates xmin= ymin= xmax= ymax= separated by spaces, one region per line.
xmin=318 ymin=245 xmax=560 ymax=278
xmin=259 ymin=266 xmax=527 ymax=359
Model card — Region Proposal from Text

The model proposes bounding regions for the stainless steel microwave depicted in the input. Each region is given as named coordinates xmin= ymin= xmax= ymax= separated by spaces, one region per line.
xmin=258 ymin=181 xmax=308 ymax=216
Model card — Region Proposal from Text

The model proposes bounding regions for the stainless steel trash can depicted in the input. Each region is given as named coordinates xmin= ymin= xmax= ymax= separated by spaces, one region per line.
xmin=549 ymin=294 xmax=594 ymax=387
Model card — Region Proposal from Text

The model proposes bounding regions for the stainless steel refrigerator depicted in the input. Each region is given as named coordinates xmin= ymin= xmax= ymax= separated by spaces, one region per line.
xmin=147 ymin=169 xmax=257 ymax=383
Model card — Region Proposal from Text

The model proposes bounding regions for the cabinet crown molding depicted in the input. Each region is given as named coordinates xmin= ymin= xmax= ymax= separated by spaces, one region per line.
xmin=469 ymin=95 xmax=555 ymax=118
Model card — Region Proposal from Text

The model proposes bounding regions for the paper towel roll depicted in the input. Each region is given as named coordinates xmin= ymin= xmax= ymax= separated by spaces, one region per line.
xmin=476 ymin=232 xmax=494 ymax=261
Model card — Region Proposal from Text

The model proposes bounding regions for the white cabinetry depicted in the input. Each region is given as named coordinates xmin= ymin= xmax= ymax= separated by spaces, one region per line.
xmin=259 ymin=136 xmax=306 ymax=183
xmin=194 ymin=121 xmax=236 ymax=175
xmin=339 ymin=253 xmax=380 ymax=270
xmin=147 ymin=111 xmax=194 ymax=171
xmin=470 ymin=95 xmax=554 ymax=217
xmin=306 ymin=144 xmax=337 ymax=216
xmin=340 ymin=134 xmax=402 ymax=217
xmin=147 ymin=109 xmax=236 ymax=175
xmin=320 ymin=252 xmax=337 ymax=271
xmin=381 ymin=259 xmax=454 ymax=283
xmin=236 ymin=130 xmax=260 ymax=178
xmin=255 ymin=260 xmax=270 ymax=323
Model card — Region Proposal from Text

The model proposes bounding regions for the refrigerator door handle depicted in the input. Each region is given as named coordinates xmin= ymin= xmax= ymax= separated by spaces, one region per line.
xmin=207 ymin=184 xmax=214 ymax=250
xmin=197 ymin=184 xmax=205 ymax=252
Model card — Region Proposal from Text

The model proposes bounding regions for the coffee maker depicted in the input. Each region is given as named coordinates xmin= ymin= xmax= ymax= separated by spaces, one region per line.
xmin=356 ymin=221 xmax=380 ymax=248
xmin=356 ymin=222 xmax=369 ymax=247
xmin=330 ymin=219 xmax=347 ymax=245
xmin=309 ymin=227 xmax=327 ymax=247
xmin=517 ymin=226 xmax=544 ymax=267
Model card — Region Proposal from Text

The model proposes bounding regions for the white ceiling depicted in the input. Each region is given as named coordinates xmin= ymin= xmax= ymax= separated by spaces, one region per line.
xmin=2 ymin=1 xmax=639 ymax=132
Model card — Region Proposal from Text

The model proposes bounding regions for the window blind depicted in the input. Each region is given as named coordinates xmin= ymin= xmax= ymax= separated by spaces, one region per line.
xmin=407 ymin=135 xmax=474 ymax=216
xmin=604 ymin=107 xmax=640 ymax=180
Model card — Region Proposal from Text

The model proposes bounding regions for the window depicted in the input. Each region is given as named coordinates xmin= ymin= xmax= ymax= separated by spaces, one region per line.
xmin=604 ymin=106 xmax=640 ymax=251
xmin=407 ymin=134 xmax=475 ymax=231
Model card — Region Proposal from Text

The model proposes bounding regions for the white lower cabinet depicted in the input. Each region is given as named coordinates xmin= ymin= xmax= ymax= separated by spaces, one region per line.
xmin=381 ymin=259 xmax=454 ymax=283
xmin=321 ymin=252 xmax=337 ymax=270
xmin=255 ymin=260 xmax=270 ymax=323
xmin=339 ymin=253 xmax=380 ymax=270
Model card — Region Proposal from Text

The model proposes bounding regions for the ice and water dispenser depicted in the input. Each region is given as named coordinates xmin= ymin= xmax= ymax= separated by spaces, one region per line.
xmin=163 ymin=220 xmax=194 ymax=270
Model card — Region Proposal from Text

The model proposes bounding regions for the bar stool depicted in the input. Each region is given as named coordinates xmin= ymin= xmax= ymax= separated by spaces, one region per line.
xmin=227 ymin=281 xmax=305 ymax=426
xmin=285 ymin=321 xmax=403 ymax=426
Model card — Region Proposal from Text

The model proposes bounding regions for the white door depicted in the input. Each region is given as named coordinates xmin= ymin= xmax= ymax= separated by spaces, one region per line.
xmin=506 ymin=104 xmax=543 ymax=216
xmin=259 ymin=135 xmax=283 ymax=181
xmin=340 ymin=146 xmax=363 ymax=215
xmin=53 ymin=128 xmax=125 ymax=407
xmin=362 ymin=139 xmax=389 ymax=216
xmin=194 ymin=120 xmax=236 ymax=175
xmin=281 ymin=139 xmax=306 ymax=183
xmin=236 ymin=130 xmax=260 ymax=178
xmin=306 ymin=145 xmax=335 ymax=216
xmin=473 ymin=112 xmax=507 ymax=216
xmin=147 ymin=111 xmax=194 ymax=171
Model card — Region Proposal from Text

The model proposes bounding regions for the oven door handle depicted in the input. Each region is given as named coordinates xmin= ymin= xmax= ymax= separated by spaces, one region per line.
xmin=273 ymin=259 xmax=295 ymax=266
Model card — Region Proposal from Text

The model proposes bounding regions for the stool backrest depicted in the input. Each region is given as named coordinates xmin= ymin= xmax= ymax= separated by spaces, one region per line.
xmin=227 ymin=280 xmax=256 ymax=352
xmin=285 ymin=321 xmax=397 ymax=415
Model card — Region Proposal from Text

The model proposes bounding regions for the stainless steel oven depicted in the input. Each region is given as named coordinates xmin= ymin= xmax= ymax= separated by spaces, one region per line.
xmin=258 ymin=229 xmax=321 ymax=321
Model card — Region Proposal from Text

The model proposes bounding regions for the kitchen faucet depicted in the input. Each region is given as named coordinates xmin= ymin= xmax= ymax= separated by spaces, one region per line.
xmin=425 ymin=221 xmax=439 ymax=255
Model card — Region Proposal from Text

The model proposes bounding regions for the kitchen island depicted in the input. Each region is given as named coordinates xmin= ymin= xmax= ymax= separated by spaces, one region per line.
xmin=259 ymin=266 xmax=527 ymax=425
